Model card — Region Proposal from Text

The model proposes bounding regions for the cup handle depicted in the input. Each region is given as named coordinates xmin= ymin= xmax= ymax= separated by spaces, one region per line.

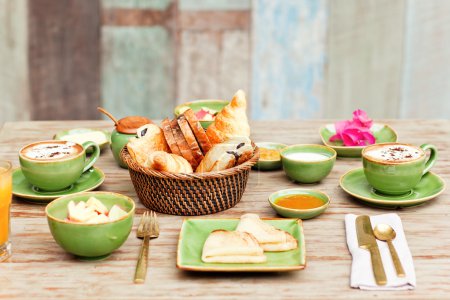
xmin=82 ymin=141 xmax=100 ymax=173
xmin=420 ymin=143 xmax=437 ymax=176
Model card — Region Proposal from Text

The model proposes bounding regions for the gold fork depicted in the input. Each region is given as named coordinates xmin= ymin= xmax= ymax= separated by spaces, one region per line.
xmin=134 ymin=211 xmax=160 ymax=283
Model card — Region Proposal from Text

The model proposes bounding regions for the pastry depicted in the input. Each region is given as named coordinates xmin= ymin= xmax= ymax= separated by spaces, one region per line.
xmin=195 ymin=136 xmax=254 ymax=173
xmin=144 ymin=151 xmax=193 ymax=173
xmin=170 ymin=119 xmax=198 ymax=168
xmin=177 ymin=115 xmax=204 ymax=165
xmin=201 ymin=230 xmax=266 ymax=263
xmin=183 ymin=108 xmax=212 ymax=154
xmin=236 ymin=214 xmax=298 ymax=252
xmin=161 ymin=118 xmax=182 ymax=156
xmin=127 ymin=124 xmax=169 ymax=166
xmin=206 ymin=90 xmax=251 ymax=145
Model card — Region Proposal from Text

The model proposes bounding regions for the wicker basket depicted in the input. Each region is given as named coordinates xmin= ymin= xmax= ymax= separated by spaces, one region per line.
xmin=121 ymin=146 xmax=259 ymax=216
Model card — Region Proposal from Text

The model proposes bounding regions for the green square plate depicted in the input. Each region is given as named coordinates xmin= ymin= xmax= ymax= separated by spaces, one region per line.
xmin=176 ymin=218 xmax=306 ymax=272
xmin=319 ymin=123 xmax=397 ymax=158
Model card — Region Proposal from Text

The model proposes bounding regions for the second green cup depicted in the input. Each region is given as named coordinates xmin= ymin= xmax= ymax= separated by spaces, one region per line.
xmin=280 ymin=144 xmax=336 ymax=183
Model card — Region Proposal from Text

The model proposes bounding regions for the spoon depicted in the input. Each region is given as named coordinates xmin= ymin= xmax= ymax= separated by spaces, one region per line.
xmin=373 ymin=224 xmax=405 ymax=277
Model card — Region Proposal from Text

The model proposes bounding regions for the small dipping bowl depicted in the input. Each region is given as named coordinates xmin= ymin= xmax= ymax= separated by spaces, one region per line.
xmin=280 ymin=144 xmax=336 ymax=183
xmin=46 ymin=191 xmax=135 ymax=260
xmin=253 ymin=142 xmax=287 ymax=171
xmin=269 ymin=188 xmax=330 ymax=219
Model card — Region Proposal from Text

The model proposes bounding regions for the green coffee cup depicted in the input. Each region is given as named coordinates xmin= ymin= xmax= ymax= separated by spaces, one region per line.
xmin=19 ymin=140 xmax=100 ymax=191
xmin=280 ymin=144 xmax=336 ymax=183
xmin=362 ymin=143 xmax=437 ymax=195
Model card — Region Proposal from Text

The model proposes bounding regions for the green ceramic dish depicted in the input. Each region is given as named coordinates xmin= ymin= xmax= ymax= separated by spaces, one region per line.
xmin=177 ymin=218 xmax=305 ymax=272
xmin=319 ymin=123 xmax=398 ymax=158
xmin=340 ymin=168 xmax=445 ymax=208
xmin=54 ymin=128 xmax=111 ymax=151
xmin=12 ymin=167 xmax=105 ymax=203
xmin=253 ymin=142 xmax=287 ymax=171
xmin=268 ymin=188 xmax=330 ymax=219
xmin=174 ymin=99 xmax=229 ymax=129
xmin=46 ymin=192 xmax=135 ymax=260
xmin=280 ymin=144 xmax=336 ymax=183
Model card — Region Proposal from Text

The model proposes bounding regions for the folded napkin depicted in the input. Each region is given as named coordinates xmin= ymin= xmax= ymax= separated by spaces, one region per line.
xmin=345 ymin=213 xmax=416 ymax=290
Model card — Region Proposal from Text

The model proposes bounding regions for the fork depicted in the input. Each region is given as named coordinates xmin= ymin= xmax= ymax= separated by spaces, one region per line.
xmin=134 ymin=211 xmax=159 ymax=283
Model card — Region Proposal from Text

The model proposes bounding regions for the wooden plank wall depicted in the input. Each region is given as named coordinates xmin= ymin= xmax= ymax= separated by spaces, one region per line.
xmin=27 ymin=0 xmax=101 ymax=120
xmin=0 ymin=0 xmax=29 ymax=123
xmin=1 ymin=0 xmax=450 ymax=123
xmin=400 ymin=0 xmax=450 ymax=119
xmin=325 ymin=0 xmax=405 ymax=119
xmin=251 ymin=0 xmax=327 ymax=120
xmin=101 ymin=0 xmax=250 ymax=121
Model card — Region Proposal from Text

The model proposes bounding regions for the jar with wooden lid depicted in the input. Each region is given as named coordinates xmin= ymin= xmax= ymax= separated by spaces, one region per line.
xmin=98 ymin=108 xmax=152 ymax=168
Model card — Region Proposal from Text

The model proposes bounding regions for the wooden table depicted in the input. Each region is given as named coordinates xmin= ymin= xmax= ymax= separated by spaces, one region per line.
xmin=1 ymin=120 xmax=449 ymax=300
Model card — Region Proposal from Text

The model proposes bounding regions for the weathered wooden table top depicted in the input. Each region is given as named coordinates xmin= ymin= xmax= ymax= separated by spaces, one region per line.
xmin=0 ymin=120 xmax=449 ymax=300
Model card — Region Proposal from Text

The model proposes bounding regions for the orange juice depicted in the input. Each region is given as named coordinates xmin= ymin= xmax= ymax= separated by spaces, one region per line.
xmin=0 ymin=164 xmax=12 ymax=246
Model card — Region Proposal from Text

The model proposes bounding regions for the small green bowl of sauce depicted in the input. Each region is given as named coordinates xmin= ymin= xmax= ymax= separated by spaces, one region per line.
xmin=268 ymin=188 xmax=330 ymax=219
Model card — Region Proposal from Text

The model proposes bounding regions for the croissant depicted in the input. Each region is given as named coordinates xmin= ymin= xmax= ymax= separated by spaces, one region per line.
xmin=206 ymin=90 xmax=250 ymax=145
xmin=144 ymin=151 xmax=193 ymax=173
xmin=127 ymin=124 xmax=169 ymax=166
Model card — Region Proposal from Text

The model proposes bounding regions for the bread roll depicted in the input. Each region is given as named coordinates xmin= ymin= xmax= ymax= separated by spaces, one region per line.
xmin=144 ymin=151 xmax=193 ymax=173
xmin=127 ymin=124 xmax=169 ymax=166
xmin=195 ymin=136 xmax=254 ymax=173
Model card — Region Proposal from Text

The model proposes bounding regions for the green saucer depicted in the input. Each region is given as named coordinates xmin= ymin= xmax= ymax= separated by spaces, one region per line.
xmin=13 ymin=167 xmax=105 ymax=203
xmin=340 ymin=168 xmax=445 ymax=208
xmin=320 ymin=123 xmax=397 ymax=158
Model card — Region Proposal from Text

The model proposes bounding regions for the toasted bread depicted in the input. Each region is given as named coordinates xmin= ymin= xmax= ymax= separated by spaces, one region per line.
xmin=177 ymin=115 xmax=204 ymax=165
xmin=170 ymin=119 xmax=198 ymax=168
xmin=183 ymin=109 xmax=212 ymax=154
xmin=161 ymin=118 xmax=182 ymax=156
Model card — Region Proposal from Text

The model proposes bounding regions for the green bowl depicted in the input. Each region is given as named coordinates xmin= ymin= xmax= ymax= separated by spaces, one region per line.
xmin=280 ymin=144 xmax=336 ymax=183
xmin=269 ymin=188 xmax=330 ymax=219
xmin=319 ymin=123 xmax=398 ymax=158
xmin=46 ymin=192 xmax=135 ymax=260
xmin=54 ymin=128 xmax=111 ymax=152
xmin=174 ymin=99 xmax=229 ymax=129
xmin=253 ymin=142 xmax=287 ymax=171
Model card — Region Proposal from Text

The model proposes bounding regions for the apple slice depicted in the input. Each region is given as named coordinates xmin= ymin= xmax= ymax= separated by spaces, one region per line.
xmin=69 ymin=201 xmax=97 ymax=223
xmin=85 ymin=214 xmax=109 ymax=224
xmin=86 ymin=197 xmax=108 ymax=215
xmin=108 ymin=205 xmax=127 ymax=222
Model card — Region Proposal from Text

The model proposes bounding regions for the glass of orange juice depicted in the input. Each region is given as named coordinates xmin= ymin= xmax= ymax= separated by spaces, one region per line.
xmin=0 ymin=161 xmax=12 ymax=262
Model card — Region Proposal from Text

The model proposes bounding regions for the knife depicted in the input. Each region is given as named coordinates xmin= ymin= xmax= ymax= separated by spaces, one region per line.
xmin=356 ymin=215 xmax=387 ymax=285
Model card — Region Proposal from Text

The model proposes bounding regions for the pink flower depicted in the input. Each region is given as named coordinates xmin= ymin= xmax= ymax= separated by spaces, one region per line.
xmin=329 ymin=109 xmax=375 ymax=146
xmin=352 ymin=109 xmax=373 ymax=128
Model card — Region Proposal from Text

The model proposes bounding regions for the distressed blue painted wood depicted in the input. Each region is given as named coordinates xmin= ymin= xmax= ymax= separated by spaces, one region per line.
xmin=250 ymin=0 xmax=326 ymax=120
xmin=101 ymin=27 xmax=175 ymax=120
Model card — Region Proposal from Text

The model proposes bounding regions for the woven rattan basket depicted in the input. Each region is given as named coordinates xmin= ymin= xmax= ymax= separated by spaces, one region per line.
xmin=121 ymin=146 xmax=259 ymax=216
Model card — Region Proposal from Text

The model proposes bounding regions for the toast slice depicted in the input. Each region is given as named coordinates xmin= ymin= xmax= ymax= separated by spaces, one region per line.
xmin=183 ymin=109 xmax=212 ymax=154
xmin=170 ymin=119 xmax=198 ymax=168
xmin=161 ymin=118 xmax=182 ymax=156
xmin=177 ymin=115 xmax=204 ymax=165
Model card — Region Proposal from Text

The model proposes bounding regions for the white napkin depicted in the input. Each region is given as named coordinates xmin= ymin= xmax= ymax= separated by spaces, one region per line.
xmin=345 ymin=213 xmax=416 ymax=290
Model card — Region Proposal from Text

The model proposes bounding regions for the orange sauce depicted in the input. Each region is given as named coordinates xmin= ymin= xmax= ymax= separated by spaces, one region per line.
xmin=275 ymin=194 xmax=324 ymax=209
xmin=0 ymin=167 xmax=12 ymax=245
xmin=260 ymin=148 xmax=281 ymax=161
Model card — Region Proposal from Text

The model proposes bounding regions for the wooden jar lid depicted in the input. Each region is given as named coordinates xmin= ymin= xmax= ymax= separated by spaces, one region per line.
xmin=116 ymin=116 xmax=153 ymax=134
xmin=97 ymin=107 xmax=153 ymax=134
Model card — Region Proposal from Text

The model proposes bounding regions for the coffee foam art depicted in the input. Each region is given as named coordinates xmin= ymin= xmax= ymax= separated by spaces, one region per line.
xmin=364 ymin=145 xmax=423 ymax=162
xmin=23 ymin=142 xmax=80 ymax=160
